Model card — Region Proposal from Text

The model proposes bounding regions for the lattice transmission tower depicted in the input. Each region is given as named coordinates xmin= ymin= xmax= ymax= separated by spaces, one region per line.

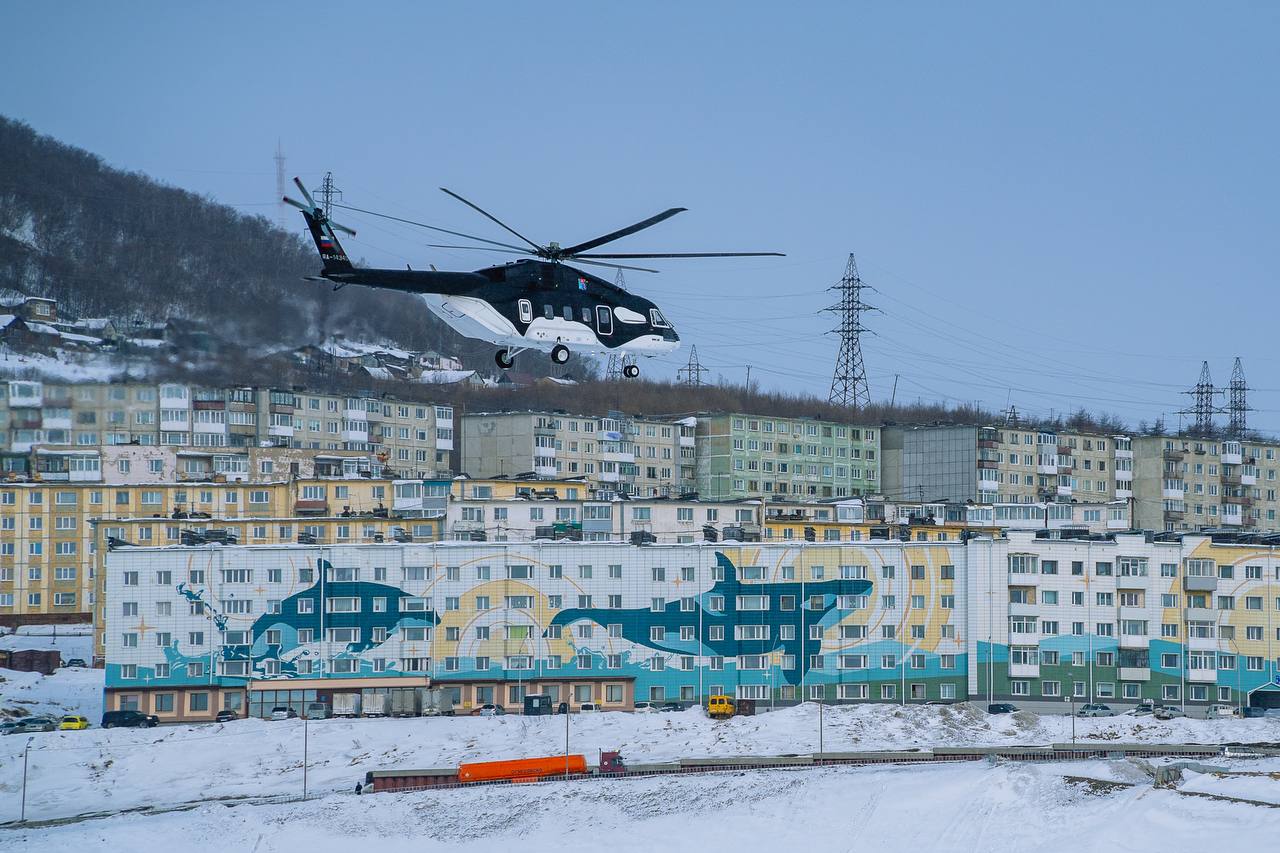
xmin=273 ymin=141 xmax=288 ymax=229
xmin=312 ymin=171 xmax=343 ymax=217
xmin=1227 ymin=357 xmax=1251 ymax=438
xmin=1181 ymin=360 xmax=1221 ymax=436
xmin=677 ymin=345 xmax=708 ymax=386
xmin=826 ymin=253 xmax=873 ymax=409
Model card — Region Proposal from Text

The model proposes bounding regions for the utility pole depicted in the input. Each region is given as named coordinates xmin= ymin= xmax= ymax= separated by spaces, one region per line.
xmin=21 ymin=737 xmax=32 ymax=822
xmin=826 ymin=254 xmax=874 ymax=409
xmin=312 ymin=171 xmax=343 ymax=218
xmin=302 ymin=717 xmax=309 ymax=800
xmin=274 ymin=141 xmax=288 ymax=230
xmin=889 ymin=374 xmax=899 ymax=408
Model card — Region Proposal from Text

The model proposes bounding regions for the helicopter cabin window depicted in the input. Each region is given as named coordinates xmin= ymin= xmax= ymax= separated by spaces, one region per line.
xmin=518 ymin=300 xmax=532 ymax=323
xmin=582 ymin=307 xmax=592 ymax=324
xmin=596 ymin=306 xmax=613 ymax=335
xmin=562 ymin=306 xmax=573 ymax=321
xmin=543 ymin=304 xmax=554 ymax=320
xmin=650 ymin=309 xmax=670 ymax=328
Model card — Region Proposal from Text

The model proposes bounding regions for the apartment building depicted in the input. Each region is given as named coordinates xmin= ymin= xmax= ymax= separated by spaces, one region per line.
xmin=969 ymin=530 xmax=1280 ymax=709
xmin=460 ymin=411 xmax=695 ymax=497
xmin=0 ymin=450 xmax=398 ymax=625
xmin=0 ymin=380 xmax=455 ymax=479
xmin=1132 ymin=435 xmax=1280 ymax=533
xmin=101 ymin=533 xmax=1280 ymax=720
xmin=882 ymin=425 xmax=1132 ymax=506
xmin=447 ymin=494 xmax=760 ymax=544
xmin=694 ymin=413 xmax=879 ymax=501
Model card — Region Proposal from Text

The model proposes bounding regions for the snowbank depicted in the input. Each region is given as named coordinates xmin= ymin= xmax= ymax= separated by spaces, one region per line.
xmin=0 ymin=624 xmax=94 ymax=662
xmin=0 ymin=667 xmax=102 ymax=722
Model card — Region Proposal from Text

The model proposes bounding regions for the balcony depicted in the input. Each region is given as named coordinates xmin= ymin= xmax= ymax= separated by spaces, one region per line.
xmin=1115 ymin=468 xmax=1133 ymax=482
xmin=1118 ymin=634 xmax=1149 ymax=650
xmin=535 ymin=464 xmax=558 ymax=478
xmin=1037 ymin=462 xmax=1058 ymax=475
xmin=1115 ymin=448 xmax=1133 ymax=460
xmin=602 ymin=451 xmax=635 ymax=463
xmin=1188 ymin=667 xmax=1217 ymax=683
xmin=294 ymin=499 xmax=330 ymax=515
xmin=1164 ymin=509 xmax=1184 ymax=521
xmin=1183 ymin=575 xmax=1217 ymax=593
xmin=679 ymin=435 xmax=696 ymax=448
xmin=1221 ymin=450 xmax=1243 ymax=466
xmin=1241 ymin=470 xmax=1258 ymax=486
xmin=435 ymin=437 xmax=454 ymax=451
xmin=1163 ymin=449 xmax=1184 ymax=462
xmin=1056 ymin=484 xmax=1073 ymax=497
xmin=268 ymin=424 xmax=294 ymax=438
xmin=1008 ymin=663 xmax=1040 ymax=678
xmin=341 ymin=428 xmax=369 ymax=443
xmin=1008 ymin=602 xmax=1040 ymax=617
xmin=1162 ymin=487 xmax=1185 ymax=500
xmin=1118 ymin=667 xmax=1150 ymax=681
xmin=1187 ymin=635 xmax=1219 ymax=652
xmin=598 ymin=470 xmax=621 ymax=482
xmin=1183 ymin=606 xmax=1214 ymax=621
xmin=193 ymin=421 xmax=226 ymax=434
xmin=1115 ymin=487 xmax=1132 ymax=500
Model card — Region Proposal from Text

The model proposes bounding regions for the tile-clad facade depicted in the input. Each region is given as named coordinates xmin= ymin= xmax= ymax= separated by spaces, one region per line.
xmin=104 ymin=542 xmax=967 ymax=719
xmin=969 ymin=531 xmax=1280 ymax=707
xmin=695 ymin=414 xmax=879 ymax=501
xmin=103 ymin=534 xmax=1280 ymax=721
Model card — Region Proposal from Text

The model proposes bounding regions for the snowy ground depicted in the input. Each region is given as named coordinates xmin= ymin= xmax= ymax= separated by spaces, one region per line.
xmin=2 ymin=688 xmax=1279 ymax=826
xmin=6 ymin=758 xmax=1280 ymax=852
xmin=0 ymin=624 xmax=94 ymax=662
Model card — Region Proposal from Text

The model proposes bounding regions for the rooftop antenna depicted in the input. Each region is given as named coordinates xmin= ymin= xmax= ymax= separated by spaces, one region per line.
xmin=1003 ymin=404 xmax=1021 ymax=428
xmin=826 ymin=253 xmax=873 ymax=409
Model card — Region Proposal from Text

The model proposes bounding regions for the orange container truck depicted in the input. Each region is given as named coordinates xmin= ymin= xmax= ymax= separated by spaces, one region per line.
xmin=458 ymin=754 xmax=588 ymax=783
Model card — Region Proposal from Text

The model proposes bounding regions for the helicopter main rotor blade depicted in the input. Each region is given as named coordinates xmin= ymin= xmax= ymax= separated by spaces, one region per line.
xmin=427 ymin=244 xmax=532 ymax=255
xmin=571 ymin=258 xmax=661 ymax=274
xmin=557 ymin=208 xmax=687 ymax=256
xmin=282 ymin=195 xmax=312 ymax=212
xmin=439 ymin=188 xmax=544 ymax=253
xmin=575 ymin=251 xmax=786 ymax=259
xmin=332 ymin=203 xmax=530 ymax=252
xmin=292 ymin=177 xmax=317 ymax=210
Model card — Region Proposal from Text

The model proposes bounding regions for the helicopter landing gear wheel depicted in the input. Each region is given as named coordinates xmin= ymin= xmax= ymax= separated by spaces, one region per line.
xmin=623 ymin=364 xmax=640 ymax=379
xmin=495 ymin=349 xmax=514 ymax=370
xmin=550 ymin=344 xmax=570 ymax=365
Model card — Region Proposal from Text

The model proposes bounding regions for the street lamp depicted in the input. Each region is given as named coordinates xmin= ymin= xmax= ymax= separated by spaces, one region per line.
xmin=20 ymin=736 xmax=33 ymax=823
xmin=1064 ymin=695 xmax=1076 ymax=745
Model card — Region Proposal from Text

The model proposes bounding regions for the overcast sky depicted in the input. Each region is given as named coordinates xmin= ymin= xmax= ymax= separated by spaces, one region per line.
xmin=4 ymin=2 xmax=1278 ymax=432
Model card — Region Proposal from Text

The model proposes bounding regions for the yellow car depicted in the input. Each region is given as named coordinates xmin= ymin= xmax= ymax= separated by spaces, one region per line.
xmin=59 ymin=715 xmax=90 ymax=730
xmin=706 ymin=694 xmax=736 ymax=720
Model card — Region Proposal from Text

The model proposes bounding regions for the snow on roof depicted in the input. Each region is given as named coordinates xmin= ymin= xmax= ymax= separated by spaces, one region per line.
xmin=0 ymin=314 xmax=18 ymax=329
xmin=26 ymin=321 xmax=61 ymax=336
xmin=418 ymin=369 xmax=477 ymax=385
xmin=320 ymin=337 xmax=416 ymax=361
xmin=363 ymin=366 xmax=394 ymax=381
xmin=72 ymin=318 xmax=113 ymax=330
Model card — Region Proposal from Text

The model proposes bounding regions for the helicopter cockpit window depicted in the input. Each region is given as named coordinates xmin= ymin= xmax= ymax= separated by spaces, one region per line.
xmin=562 ymin=306 xmax=573 ymax=321
xmin=543 ymin=304 xmax=554 ymax=320
xmin=518 ymin=300 xmax=533 ymax=323
xmin=649 ymin=309 xmax=670 ymax=328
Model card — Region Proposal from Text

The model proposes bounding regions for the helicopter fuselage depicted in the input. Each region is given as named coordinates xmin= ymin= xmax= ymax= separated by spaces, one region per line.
xmin=321 ymin=258 xmax=680 ymax=357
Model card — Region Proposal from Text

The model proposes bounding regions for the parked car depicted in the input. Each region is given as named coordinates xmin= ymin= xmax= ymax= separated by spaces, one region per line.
xmin=0 ymin=721 xmax=20 ymax=736
xmin=1206 ymin=703 xmax=1239 ymax=718
xmin=556 ymin=702 xmax=569 ymax=715
xmin=633 ymin=701 xmax=658 ymax=714
xmin=476 ymin=703 xmax=505 ymax=717
xmin=305 ymin=702 xmax=331 ymax=719
xmin=214 ymin=709 xmax=239 ymax=723
xmin=59 ymin=715 xmax=90 ymax=730
xmin=63 ymin=659 xmax=88 ymax=668
xmin=579 ymin=703 xmax=600 ymax=713
xmin=4 ymin=717 xmax=57 ymax=734
xmin=101 ymin=710 xmax=159 ymax=729
xmin=660 ymin=702 xmax=684 ymax=713
xmin=1153 ymin=705 xmax=1185 ymax=720
xmin=270 ymin=706 xmax=298 ymax=721
xmin=1243 ymin=706 xmax=1280 ymax=719
xmin=1077 ymin=703 xmax=1115 ymax=718
xmin=1131 ymin=699 xmax=1156 ymax=716
xmin=987 ymin=703 xmax=1018 ymax=714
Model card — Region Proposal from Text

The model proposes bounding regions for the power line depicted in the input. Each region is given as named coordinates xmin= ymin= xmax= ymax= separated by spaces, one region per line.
xmin=676 ymin=344 xmax=709 ymax=386
xmin=1228 ymin=357 xmax=1251 ymax=438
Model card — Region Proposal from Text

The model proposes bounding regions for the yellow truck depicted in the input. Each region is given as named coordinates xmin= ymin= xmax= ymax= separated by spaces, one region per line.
xmin=706 ymin=694 xmax=735 ymax=720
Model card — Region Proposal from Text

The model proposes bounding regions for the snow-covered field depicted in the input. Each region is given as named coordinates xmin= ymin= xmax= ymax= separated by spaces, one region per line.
xmin=6 ymin=758 xmax=1280 ymax=852
xmin=3 ymin=667 xmax=1279 ymax=847
xmin=2 ymin=682 xmax=1279 ymax=825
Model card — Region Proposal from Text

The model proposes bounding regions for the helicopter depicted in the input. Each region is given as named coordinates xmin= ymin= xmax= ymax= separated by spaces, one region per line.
xmin=284 ymin=178 xmax=783 ymax=376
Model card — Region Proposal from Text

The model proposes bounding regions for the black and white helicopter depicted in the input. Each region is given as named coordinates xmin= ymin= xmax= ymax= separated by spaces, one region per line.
xmin=285 ymin=178 xmax=782 ymax=376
